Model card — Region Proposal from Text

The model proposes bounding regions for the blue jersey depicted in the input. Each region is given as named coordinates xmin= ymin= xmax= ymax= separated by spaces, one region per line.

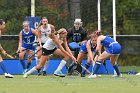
xmin=22 ymin=29 xmax=36 ymax=51
xmin=101 ymin=36 xmax=121 ymax=54
xmin=79 ymin=40 xmax=96 ymax=53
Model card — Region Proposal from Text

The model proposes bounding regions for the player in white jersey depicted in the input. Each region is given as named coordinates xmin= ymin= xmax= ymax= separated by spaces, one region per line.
xmin=36 ymin=17 xmax=55 ymax=75
xmin=23 ymin=28 xmax=76 ymax=78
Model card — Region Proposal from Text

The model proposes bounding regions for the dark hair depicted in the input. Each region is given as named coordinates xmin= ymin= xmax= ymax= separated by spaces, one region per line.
xmin=93 ymin=30 xmax=102 ymax=36
xmin=0 ymin=19 xmax=4 ymax=25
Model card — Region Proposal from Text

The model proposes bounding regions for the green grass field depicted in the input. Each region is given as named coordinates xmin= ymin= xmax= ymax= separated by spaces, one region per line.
xmin=0 ymin=74 xmax=140 ymax=93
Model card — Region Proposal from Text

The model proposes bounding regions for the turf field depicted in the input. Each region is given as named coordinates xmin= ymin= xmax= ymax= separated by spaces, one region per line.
xmin=0 ymin=74 xmax=140 ymax=93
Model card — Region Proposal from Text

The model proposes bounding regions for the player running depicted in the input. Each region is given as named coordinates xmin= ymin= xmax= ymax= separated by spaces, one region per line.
xmin=23 ymin=28 xmax=76 ymax=78
xmin=68 ymin=34 xmax=98 ymax=77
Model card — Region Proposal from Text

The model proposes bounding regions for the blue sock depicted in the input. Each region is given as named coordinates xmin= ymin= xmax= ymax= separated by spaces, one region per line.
xmin=0 ymin=62 xmax=8 ymax=73
xmin=82 ymin=63 xmax=90 ymax=74
xmin=92 ymin=61 xmax=102 ymax=75
xmin=20 ymin=60 xmax=26 ymax=70
xmin=113 ymin=64 xmax=120 ymax=76
xmin=27 ymin=62 xmax=31 ymax=69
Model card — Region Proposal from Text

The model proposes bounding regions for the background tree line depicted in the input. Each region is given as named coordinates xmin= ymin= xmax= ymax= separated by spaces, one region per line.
xmin=0 ymin=0 xmax=140 ymax=65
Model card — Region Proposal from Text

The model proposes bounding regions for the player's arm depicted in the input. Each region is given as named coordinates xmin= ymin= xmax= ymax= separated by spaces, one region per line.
xmin=50 ymin=25 xmax=55 ymax=33
xmin=32 ymin=28 xmax=42 ymax=47
xmin=17 ymin=31 xmax=22 ymax=52
xmin=96 ymin=36 xmax=102 ymax=53
xmin=86 ymin=40 xmax=94 ymax=62
xmin=52 ymin=34 xmax=76 ymax=61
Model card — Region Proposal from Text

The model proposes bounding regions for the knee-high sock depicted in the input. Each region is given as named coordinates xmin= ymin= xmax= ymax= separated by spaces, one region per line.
xmin=43 ymin=61 xmax=49 ymax=71
xmin=20 ymin=60 xmax=26 ymax=70
xmin=92 ymin=62 xmax=95 ymax=73
xmin=55 ymin=60 xmax=67 ymax=71
xmin=82 ymin=63 xmax=90 ymax=74
xmin=27 ymin=66 xmax=37 ymax=75
xmin=27 ymin=62 xmax=31 ymax=69
xmin=92 ymin=61 xmax=102 ymax=75
xmin=113 ymin=64 xmax=120 ymax=76
xmin=0 ymin=61 xmax=8 ymax=73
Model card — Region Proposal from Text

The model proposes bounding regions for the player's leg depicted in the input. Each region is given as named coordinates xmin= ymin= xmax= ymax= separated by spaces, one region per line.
xmin=110 ymin=55 xmax=122 ymax=77
xmin=81 ymin=55 xmax=92 ymax=77
xmin=36 ymin=46 xmax=42 ymax=75
xmin=68 ymin=52 xmax=86 ymax=75
xmin=27 ymin=50 xmax=34 ymax=70
xmin=88 ymin=51 xmax=110 ymax=78
xmin=23 ymin=55 xmax=49 ymax=78
xmin=53 ymin=49 xmax=70 ymax=77
xmin=18 ymin=48 xmax=27 ymax=74
xmin=0 ymin=56 xmax=13 ymax=78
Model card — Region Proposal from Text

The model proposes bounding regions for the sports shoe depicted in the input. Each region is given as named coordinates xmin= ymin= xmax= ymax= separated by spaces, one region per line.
xmin=81 ymin=73 xmax=86 ymax=77
xmin=23 ymin=73 xmax=28 ymax=78
xmin=23 ymin=69 xmax=27 ymax=74
xmin=112 ymin=74 xmax=122 ymax=78
xmin=54 ymin=70 xmax=65 ymax=77
xmin=42 ymin=71 xmax=46 ymax=76
xmin=4 ymin=73 xmax=14 ymax=78
xmin=136 ymin=72 xmax=140 ymax=75
xmin=37 ymin=69 xmax=42 ymax=76
xmin=88 ymin=74 xmax=97 ymax=78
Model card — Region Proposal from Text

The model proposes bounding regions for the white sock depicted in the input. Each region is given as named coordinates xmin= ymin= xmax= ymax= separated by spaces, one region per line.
xmin=36 ymin=58 xmax=40 ymax=65
xmin=92 ymin=62 xmax=95 ymax=73
xmin=43 ymin=61 xmax=49 ymax=71
xmin=27 ymin=66 xmax=37 ymax=75
xmin=56 ymin=60 xmax=67 ymax=71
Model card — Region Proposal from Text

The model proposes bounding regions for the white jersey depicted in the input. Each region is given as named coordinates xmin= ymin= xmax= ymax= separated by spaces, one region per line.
xmin=43 ymin=34 xmax=61 ymax=50
xmin=40 ymin=24 xmax=51 ymax=43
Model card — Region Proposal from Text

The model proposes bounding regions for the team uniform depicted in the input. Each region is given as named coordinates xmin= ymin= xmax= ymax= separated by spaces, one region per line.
xmin=22 ymin=28 xmax=36 ymax=51
xmin=89 ymin=35 xmax=122 ymax=78
xmin=101 ymin=36 xmax=121 ymax=55
xmin=42 ymin=35 xmax=59 ymax=55
xmin=36 ymin=24 xmax=52 ymax=75
xmin=80 ymin=40 xmax=96 ymax=53
xmin=40 ymin=24 xmax=52 ymax=45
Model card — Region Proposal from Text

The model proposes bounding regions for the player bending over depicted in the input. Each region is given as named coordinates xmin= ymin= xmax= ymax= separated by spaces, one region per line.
xmin=88 ymin=30 xmax=122 ymax=78
xmin=23 ymin=28 xmax=76 ymax=78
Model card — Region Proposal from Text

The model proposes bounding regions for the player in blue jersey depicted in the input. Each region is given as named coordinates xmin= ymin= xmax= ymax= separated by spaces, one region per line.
xmin=68 ymin=34 xmax=98 ymax=76
xmin=88 ymin=30 xmax=122 ymax=78
xmin=0 ymin=19 xmax=13 ymax=78
xmin=17 ymin=21 xmax=41 ymax=74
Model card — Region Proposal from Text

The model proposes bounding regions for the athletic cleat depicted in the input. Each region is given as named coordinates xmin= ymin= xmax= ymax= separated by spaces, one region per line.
xmin=81 ymin=74 xmax=86 ymax=77
xmin=37 ymin=69 xmax=42 ymax=76
xmin=81 ymin=73 xmax=86 ymax=77
xmin=88 ymin=74 xmax=97 ymax=78
xmin=42 ymin=71 xmax=46 ymax=76
xmin=23 ymin=73 xmax=28 ymax=78
xmin=136 ymin=72 xmax=140 ymax=75
xmin=54 ymin=70 xmax=66 ymax=77
xmin=112 ymin=74 xmax=122 ymax=78
xmin=4 ymin=73 xmax=14 ymax=78
xmin=23 ymin=69 xmax=27 ymax=74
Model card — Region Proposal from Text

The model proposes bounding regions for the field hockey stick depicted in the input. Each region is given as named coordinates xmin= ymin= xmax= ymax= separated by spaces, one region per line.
xmin=80 ymin=64 xmax=91 ymax=74
xmin=28 ymin=47 xmax=42 ymax=59
xmin=12 ymin=49 xmax=27 ymax=56
xmin=5 ymin=53 xmax=14 ymax=59
xmin=74 ymin=61 xmax=91 ymax=74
